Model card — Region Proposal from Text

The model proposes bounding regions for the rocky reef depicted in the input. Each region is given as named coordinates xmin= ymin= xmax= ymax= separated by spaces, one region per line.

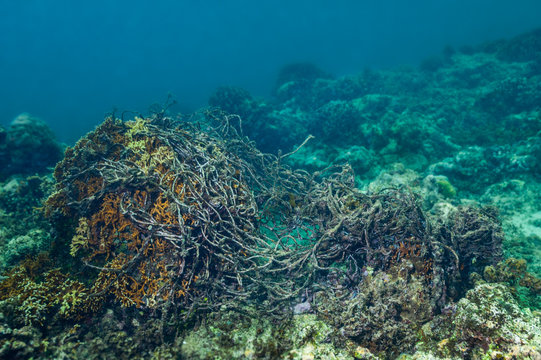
xmin=209 ymin=28 xmax=541 ymax=281
xmin=0 ymin=29 xmax=541 ymax=359
xmin=0 ymin=113 xmax=63 ymax=179
xmin=0 ymin=114 xmax=60 ymax=273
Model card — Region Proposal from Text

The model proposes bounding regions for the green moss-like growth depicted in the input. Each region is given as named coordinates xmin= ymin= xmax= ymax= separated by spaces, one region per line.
xmin=436 ymin=178 xmax=457 ymax=198
xmin=0 ymin=256 xmax=101 ymax=327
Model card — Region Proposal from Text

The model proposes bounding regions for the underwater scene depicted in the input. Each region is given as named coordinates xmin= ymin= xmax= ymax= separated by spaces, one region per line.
xmin=1 ymin=2 xmax=541 ymax=359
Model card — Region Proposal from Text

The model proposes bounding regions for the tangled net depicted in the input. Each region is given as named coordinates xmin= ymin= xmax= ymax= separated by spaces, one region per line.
xmin=46 ymin=111 xmax=319 ymax=314
xmin=44 ymin=110 xmax=502 ymax=318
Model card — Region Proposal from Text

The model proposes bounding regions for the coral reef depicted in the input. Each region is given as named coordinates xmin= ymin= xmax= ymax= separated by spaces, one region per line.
xmin=0 ymin=175 xmax=54 ymax=272
xmin=181 ymin=308 xmax=352 ymax=359
xmin=314 ymin=263 xmax=433 ymax=358
xmin=1 ymin=113 xmax=63 ymax=179
xmin=208 ymin=28 xmax=541 ymax=283
xmin=415 ymin=281 xmax=541 ymax=359
xmin=40 ymin=112 xmax=498 ymax=317
xmin=0 ymin=110 xmax=514 ymax=359
xmin=4 ymin=26 xmax=541 ymax=360
xmin=208 ymin=29 xmax=541 ymax=191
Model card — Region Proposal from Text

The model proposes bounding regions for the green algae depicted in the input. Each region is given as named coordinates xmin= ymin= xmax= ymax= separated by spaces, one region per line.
xmin=435 ymin=178 xmax=456 ymax=199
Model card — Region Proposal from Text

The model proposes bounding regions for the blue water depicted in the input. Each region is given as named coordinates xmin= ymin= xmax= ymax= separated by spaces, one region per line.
xmin=1 ymin=0 xmax=541 ymax=143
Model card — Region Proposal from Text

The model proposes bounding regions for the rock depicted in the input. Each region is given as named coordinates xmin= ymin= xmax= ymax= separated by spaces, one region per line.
xmin=4 ymin=113 xmax=63 ymax=176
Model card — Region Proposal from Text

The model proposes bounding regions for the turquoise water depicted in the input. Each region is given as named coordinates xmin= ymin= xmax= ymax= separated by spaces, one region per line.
xmin=1 ymin=3 xmax=541 ymax=359
xmin=1 ymin=1 xmax=541 ymax=143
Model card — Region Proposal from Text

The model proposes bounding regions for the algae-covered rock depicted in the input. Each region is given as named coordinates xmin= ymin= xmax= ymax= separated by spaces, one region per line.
xmin=209 ymin=86 xmax=258 ymax=121
xmin=0 ymin=317 xmax=44 ymax=360
xmin=180 ymin=308 xmax=280 ymax=359
xmin=480 ymin=258 xmax=541 ymax=310
xmin=314 ymin=264 xmax=433 ymax=359
xmin=181 ymin=309 xmax=352 ymax=359
xmin=397 ymin=352 xmax=459 ymax=360
xmin=3 ymin=113 xmax=63 ymax=177
xmin=312 ymin=100 xmax=363 ymax=144
xmin=334 ymin=145 xmax=375 ymax=176
xmin=0 ymin=229 xmax=50 ymax=272
xmin=490 ymin=27 xmax=541 ymax=63
xmin=273 ymin=62 xmax=333 ymax=108
xmin=287 ymin=143 xmax=332 ymax=171
xmin=420 ymin=174 xmax=457 ymax=212
xmin=479 ymin=177 xmax=541 ymax=278
xmin=367 ymin=163 xmax=422 ymax=192
xmin=0 ymin=175 xmax=53 ymax=273
xmin=414 ymin=282 xmax=541 ymax=360
xmin=428 ymin=147 xmax=490 ymax=195
xmin=476 ymin=77 xmax=541 ymax=117
xmin=453 ymin=283 xmax=540 ymax=359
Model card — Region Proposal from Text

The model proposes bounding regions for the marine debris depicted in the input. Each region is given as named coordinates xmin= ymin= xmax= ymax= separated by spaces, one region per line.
xmin=1 ymin=27 xmax=541 ymax=359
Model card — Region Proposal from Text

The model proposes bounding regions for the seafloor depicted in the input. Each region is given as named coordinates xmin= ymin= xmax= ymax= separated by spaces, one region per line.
xmin=0 ymin=29 xmax=540 ymax=360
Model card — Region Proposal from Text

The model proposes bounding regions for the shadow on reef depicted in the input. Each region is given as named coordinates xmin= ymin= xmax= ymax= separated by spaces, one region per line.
xmin=1 ymin=108 xmax=538 ymax=359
